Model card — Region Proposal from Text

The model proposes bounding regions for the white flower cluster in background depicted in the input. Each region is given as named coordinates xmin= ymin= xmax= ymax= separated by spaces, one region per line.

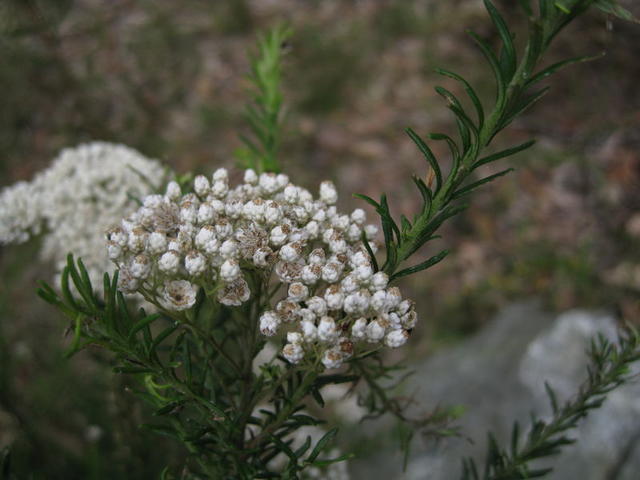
xmin=0 ymin=142 xmax=167 ymax=286
xmin=109 ymin=168 xmax=417 ymax=369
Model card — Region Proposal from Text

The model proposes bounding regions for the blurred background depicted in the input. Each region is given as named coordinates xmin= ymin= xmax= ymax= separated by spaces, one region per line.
xmin=0 ymin=0 xmax=639 ymax=478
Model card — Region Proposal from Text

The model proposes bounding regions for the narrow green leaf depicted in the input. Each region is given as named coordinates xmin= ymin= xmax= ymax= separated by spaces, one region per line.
xmin=473 ymin=140 xmax=536 ymax=170
xmin=310 ymin=387 xmax=325 ymax=408
xmin=484 ymin=0 xmax=517 ymax=80
xmin=127 ymin=314 xmax=161 ymax=342
xmin=545 ymin=381 xmax=559 ymax=413
xmin=412 ymin=175 xmax=433 ymax=214
xmin=527 ymin=54 xmax=602 ymax=87
xmin=391 ymin=250 xmax=449 ymax=281
xmin=406 ymin=128 xmax=443 ymax=193
xmin=63 ymin=313 xmax=84 ymax=359
xmin=353 ymin=193 xmax=380 ymax=209
xmin=467 ymin=31 xmax=506 ymax=109
xmin=307 ymin=428 xmax=338 ymax=463
xmin=150 ymin=323 xmax=179 ymax=356
xmin=361 ymin=231 xmax=379 ymax=273
xmin=435 ymin=68 xmax=485 ymax=127
xmin=451 ymin=168 xmax=514 ymax=200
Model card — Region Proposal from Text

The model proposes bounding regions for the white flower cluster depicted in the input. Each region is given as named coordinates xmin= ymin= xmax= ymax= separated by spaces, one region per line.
xmin=0 ymin=142 xmax=166 ymax=286
xmin=109 ymin=168 xmax=417 ymax=369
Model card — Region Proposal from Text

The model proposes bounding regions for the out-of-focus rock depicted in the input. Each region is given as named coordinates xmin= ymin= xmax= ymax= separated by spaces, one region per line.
xmin=350 ymin=302 xmax=640 ymax=479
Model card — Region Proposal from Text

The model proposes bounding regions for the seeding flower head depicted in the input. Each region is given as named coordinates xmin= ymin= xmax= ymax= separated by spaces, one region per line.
xmin=109 ymin=168 xmax=418 ymax=369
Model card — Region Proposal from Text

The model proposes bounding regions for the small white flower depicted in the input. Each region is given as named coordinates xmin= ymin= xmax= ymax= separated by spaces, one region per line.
xmin=143 ymin=194 xmax=163 ymax=209
xmin=225 ymin=200 xmax=243 ymax=219
xmin=107 ymin=227 xmax=128 ymax=247
xmin=350 ymin=208 xmax=366 ymax=225
xmin=308 ymin=248 xmax=326 ymax=265
xmin=130 ymin=255 xmax=151 ymax=279
xmin=321 ymin=262 xmax=342 ymax=283
xmin=283 ymin=185 xmax=299 ymax=203
xmin=288 ymin=282 xmax=309 ymax=302
xmin=304 ymin=220 xmax=320 ymax=239
xmin=346 ymin=223 xmax=362 ymax=242
xmin=287 ymin=331 xmax=303 ymax=345
xmin=180 ymin=202 xmax=198 ymax=224
xmin=340 ymin=274 xmax=359 ymax=293
xmin=127 ymin=228 xmax=147 ymax=253
xmin=210 ymin=199 xmax=225 ymax=214
xmin=307 ymin=296 xmax=328 ymax=316
xmin=325 ymin=286 xmax=344 ymax=310
xmin=269 ymin=225 xmax=289 ymax=246
xmin=365 ymin=320 xmax=385 ymax=343
xmin=354 ymin=264 xmax=373 ymax=283
xmin=251 ymin=247 xmax=272 ymax=267
xmin=321 ymin=348 xmax=344 ymax=369
xmin=107 ymin=241 xmax=123 ymax=260
xmin=148 ymin=232 xmax=167 ymax=255
xmin=385 ymin=287 xmax=402 ymax=310
xmin=301 ymin=264 xmax=321 ymax=285
xmin=350 ymin=250 xmax=370 ymax=268
xmin=220 ymin=239 xmax=239 ymax=259
xmin=195 ymin=226 xmax=216 ymax=249
xmin=343 ymin=290 xmax=370 ymax=315
xmin=211 ymin=180 xmax=228 ymax=198
xmin=259 ymin=173 xmax=279 ymax=194
xmin=402 ymin=310 xmax=418 ymax=329
xmin=283 ymin=343 xmax=304 ymax=364
xmin=301 ymin=320 xmax=317 ymax=342
xmin=370 ymin=290 xmax=388 ymax=311
xmin=166 ymin=181 xmax=181 ymax=200
xmin=364 ymin=224 xmax=378 ymax=240
xmin=298 ymin=308 xmax=315 ymax=323
xmin=161 ymin=280 xmax=197 ymax=311
xmin=276 ymin=300 xmax=300 ymax=323
xmin=215 ymin=218 xmax=233 ymax=238
xmin=212 ymin=168 xmax=228 ymax=182
xmin=158 ymin=250 xmax=181 ymax=274
xmin=318 ymin=316 xmax=339 ymax=343
xmin=331 ymin=214 xmax=350 ymax=231
xmin=203 ymin=238 xmax=221 ymax=255
xmin=385 ymin=329 xmax=409 ymax=348
xmin=259 ymin=311 xmax=280 ymax=336
xmin=217 ymin=278 xmax=251 ymax=306
xmin=220 ymin=259 xmax=241 ymax=282
xmin=280 ymin=242 xmax=302 ymax=262
xmin=370 ymin=271 xmax=389 ymax=290
xmin=244 ymin=169 xmax=258 ymax=184
xmin=185 ymin=250 xmax=207 ymax=276
xmin=276 ymin=173 xmax=289 ymax=189
xmin=264 ymin=201 xmax=282 ymax=225
xmin=351 ymin=318 xmax=367 ymax=340
xmin=319 ymin=180 xmax=338 ymax=204
xmin=194 ymin=175 xmax=210 ymax=197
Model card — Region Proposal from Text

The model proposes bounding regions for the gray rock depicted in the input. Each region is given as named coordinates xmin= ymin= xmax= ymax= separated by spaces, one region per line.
xmin=350 ymin=302 xmax=640 ymax=480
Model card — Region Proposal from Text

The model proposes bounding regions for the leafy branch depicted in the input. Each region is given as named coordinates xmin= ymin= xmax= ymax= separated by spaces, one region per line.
xmin=461 ymin=326 xmax=640 ymax=479
xmin=358 ymin=0 xmax=634 ymax=279
xmin=37 ymin=256 xmax=347 ymax=477
xmin=236 ymin=24 xmax=291 ymax=174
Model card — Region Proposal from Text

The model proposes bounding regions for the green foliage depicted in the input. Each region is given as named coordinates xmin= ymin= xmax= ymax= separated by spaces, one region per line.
xmin=236 ymin=25 xmax=291 ymax=174
xmin=359 ymin=0 xmax=619 ymax=279
xmin=38 ymin=255 xmax=352 ymax=477
xmin=461 ymin=326 xmax=640 ymax=479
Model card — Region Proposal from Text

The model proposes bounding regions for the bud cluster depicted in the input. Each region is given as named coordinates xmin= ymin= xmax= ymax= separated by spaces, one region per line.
xmin=108 ymin=168 xmax=417 ymax=369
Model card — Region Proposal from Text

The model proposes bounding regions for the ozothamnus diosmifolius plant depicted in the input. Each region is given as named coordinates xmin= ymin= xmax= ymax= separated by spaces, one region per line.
xmin=28 ymin=2 xmax=639 ymax=478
